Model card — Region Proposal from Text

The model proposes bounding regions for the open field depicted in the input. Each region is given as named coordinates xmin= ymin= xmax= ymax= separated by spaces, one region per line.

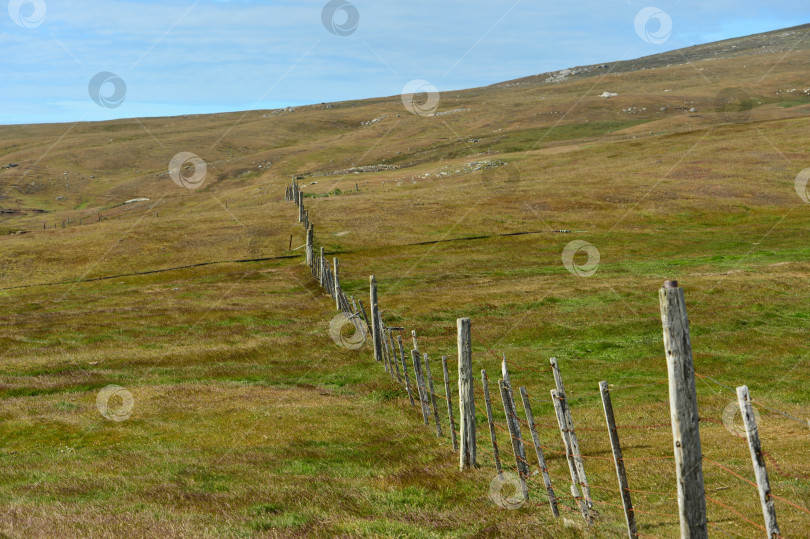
xmin=1 ymin=25 xmax=810 ymax=537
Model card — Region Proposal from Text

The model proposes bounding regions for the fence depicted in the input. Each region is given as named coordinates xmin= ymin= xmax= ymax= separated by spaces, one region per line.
xmin=285 ymin=178 xmax=809 ymax=538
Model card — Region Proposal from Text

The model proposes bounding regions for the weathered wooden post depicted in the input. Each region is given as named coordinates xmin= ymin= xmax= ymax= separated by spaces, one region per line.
xmin=424 ymin=354 xmax=443 ymax=438
xmin=298 ymin=192 xmax=304 ymax=222
xmin=398 ymin=335 xmax=415 ymax=406
xmin=370 ymin=276 xmax=382 ymax=363
xmin=412 ymin=350 xmax=431 ymax=425
xmin=306 ymin=225 xmax=313 ymax=267
xmin=333 ymin=258 xmax=340 ymax=310
xmin=481 ymin=370 xmax=502 ymax=473
xmin=499 ymin=378 xmax=529 ymax=501
xmin=520 ymin=387 xmax=558 ymax=518
xmin=386 ymin=330 xmax=402 ymax=383
xmin=599 ymin=381 xmax=636 ymax=537
xmin=457 ymin=318 xmax=477 ymax=470
xmin=737 ymin=385 xmax=780 ymax=538
xmin=550 ymin=357 xmax=591 ymax=507
xmin=659 ymin=280 xmax=708 ymax=538
xmin=319 ymin=247 xmax=325 ymax=287
xmin=442 ymin=356 xmax=459 ymax=451
xmin=412 ymin=330 xmax=419 ymax=355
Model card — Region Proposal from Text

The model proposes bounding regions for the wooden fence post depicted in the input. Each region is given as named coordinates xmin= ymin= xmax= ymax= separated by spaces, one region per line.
xmin=519 ymin=387 xmax=558 ymax=518
xmin=412 ymin=330 xmax=419 ymax=355
xmin=379 ymin=314 xmax=391 ymax=374
xmin=424 ymin=353 xmax=443 ymax=438
xmin=552 ymin=390 xmax=583 ymax=505
xmin=457 ymin=318 xmax=477 ymax=470
xmin=737 ymin=385 xmax=780 ymax=538
xmin=550 ymin=357 xmax=591 ymax=507
xmin=659 ymin=280 xmax=708 ymax=538
xmin=442 ymin=356 xmax=459 ymax=451
xmin=599 ymin=381 xmax=637 ymax=538
xmin=386 ymin=330 xmax=402 ymax=383
xmin=499 ymin=379 xmax=529 ymax=501
xmin=481 ymin=370 xmax=502 ymax=473
xmin=333 ymin=258 xmax=340 ymax=310
xmin=357 ymin=299 xmax=370 ymax=330
xmin=306 ymin=225 xmax=313 ymax=267
xmin=412 ymin=350 xmax=431 ymax=425
xmin=370 ymin=276 xmax=382 ymax=363
xmin=398 ymin=335 xmax=415 ymax=406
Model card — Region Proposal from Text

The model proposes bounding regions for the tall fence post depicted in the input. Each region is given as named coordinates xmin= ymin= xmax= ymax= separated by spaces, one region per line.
xmin=442 ymin=356 xmax=459 ymax=452
xmin=499 ymin=378 xmax=529 ymax=501
xmin=659 ymin=280 xmax=708 ymax=538
xmin=457 ymin=318 xmax=477 ymax=470
xmin=519 ymin=387 xmax=558 ymax=518
xmin=370 ymin=276 xmax=382 ymax=363
xmin=599 ymin=381 xmax=637 ymax=538
xmin=424 ymin=354 xmax=443 ymax=438
xmin=737 ymin=385 xmax=780 ymax=538
xmin=481 ymin=370 xmax=502 ymax=473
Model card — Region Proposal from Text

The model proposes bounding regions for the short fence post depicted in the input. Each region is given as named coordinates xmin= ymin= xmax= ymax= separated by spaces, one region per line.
xmin=499 ymin=378 xmax=529 ymax=501
xmin=599 ymin=381 xmax=637 ymax=538
xmin=423 ymin=353 xmax=443 ymax=438
xmin=659 ymin=280 xmax=708 ymax=539
xmin=412 ymin=330 xmax=419 ymax=355
xmin=737 ymin=385 xmax=780 ymax=538
xmin=442 ymin=356 xmax=459 ymax=452
xmin=397 ymin=335 xmax=415 ymax=406
xmin=519 ymin=387 xmax=558 ymax=518
xmin=457 ymin=318 xmax=477 ymax=470
xmin=369 ymin=276 xmax=382 ymax=363
xmin=481 ymin=370 xmax=502 ymax=473
xmin=412 ymin=350 xmax=431 ymax=425
xmin=550 ymin=357 xmax=591 ymax=507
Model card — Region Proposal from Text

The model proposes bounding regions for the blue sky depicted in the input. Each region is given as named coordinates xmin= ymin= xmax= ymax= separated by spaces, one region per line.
xmin=0 ymin=0 xmax=807 ymax=125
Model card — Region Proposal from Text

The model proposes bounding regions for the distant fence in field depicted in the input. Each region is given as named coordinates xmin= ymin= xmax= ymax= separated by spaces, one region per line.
xmin=285 ymin=179 xmax=809 ymax=538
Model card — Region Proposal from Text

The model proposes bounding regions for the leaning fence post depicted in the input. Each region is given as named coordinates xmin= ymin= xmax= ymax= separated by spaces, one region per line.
xmin=737 ymin=385 xmax=780 ymax=538
xmin=442 ymin=356 xmax=459 ymax=452
xmin=379 ymin=314 xmax=391 ymax=374
xmin=481 ymin=370 xmax=502 ymax=473
xmin=397 ymin=335 xmax=415 ymax=406
xmin=519 ymin=387 xmax=559 ymax=518
xmin=599 ymin=381 xmax=637 ymax=538
xmin=659 ymin=280 xmax=708 ymax=538
xmin=499 ymin=378 xmax=529 ymax=502
xmin=550 ymin=357 xmax=591 ymax=507
xmin=552 ymin=389 xmax=583 ymax=505
xmin=369 ymin=276 xmax=382 ymax=363
xmin=386 ymin=330 xmax=402 ymax=383
xmin=457 ymin=318 xmax=477 ymax=470
xmin=423 ymin=354 xmax=443 ymax=438
xmin=412 ymin=350 xmax=431 ymax=425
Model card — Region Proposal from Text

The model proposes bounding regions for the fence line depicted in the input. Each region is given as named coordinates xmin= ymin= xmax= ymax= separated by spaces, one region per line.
xmin=283 ymin=178 xmax=809 ymax=537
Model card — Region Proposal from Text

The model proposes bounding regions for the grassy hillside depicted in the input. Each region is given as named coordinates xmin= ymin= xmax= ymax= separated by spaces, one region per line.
xmin=1 ymin=25 xmax=809 ymax=537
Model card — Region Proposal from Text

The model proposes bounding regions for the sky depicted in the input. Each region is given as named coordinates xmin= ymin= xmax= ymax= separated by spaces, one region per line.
xmin=0 ymin=0 xmax=808 ymax=125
